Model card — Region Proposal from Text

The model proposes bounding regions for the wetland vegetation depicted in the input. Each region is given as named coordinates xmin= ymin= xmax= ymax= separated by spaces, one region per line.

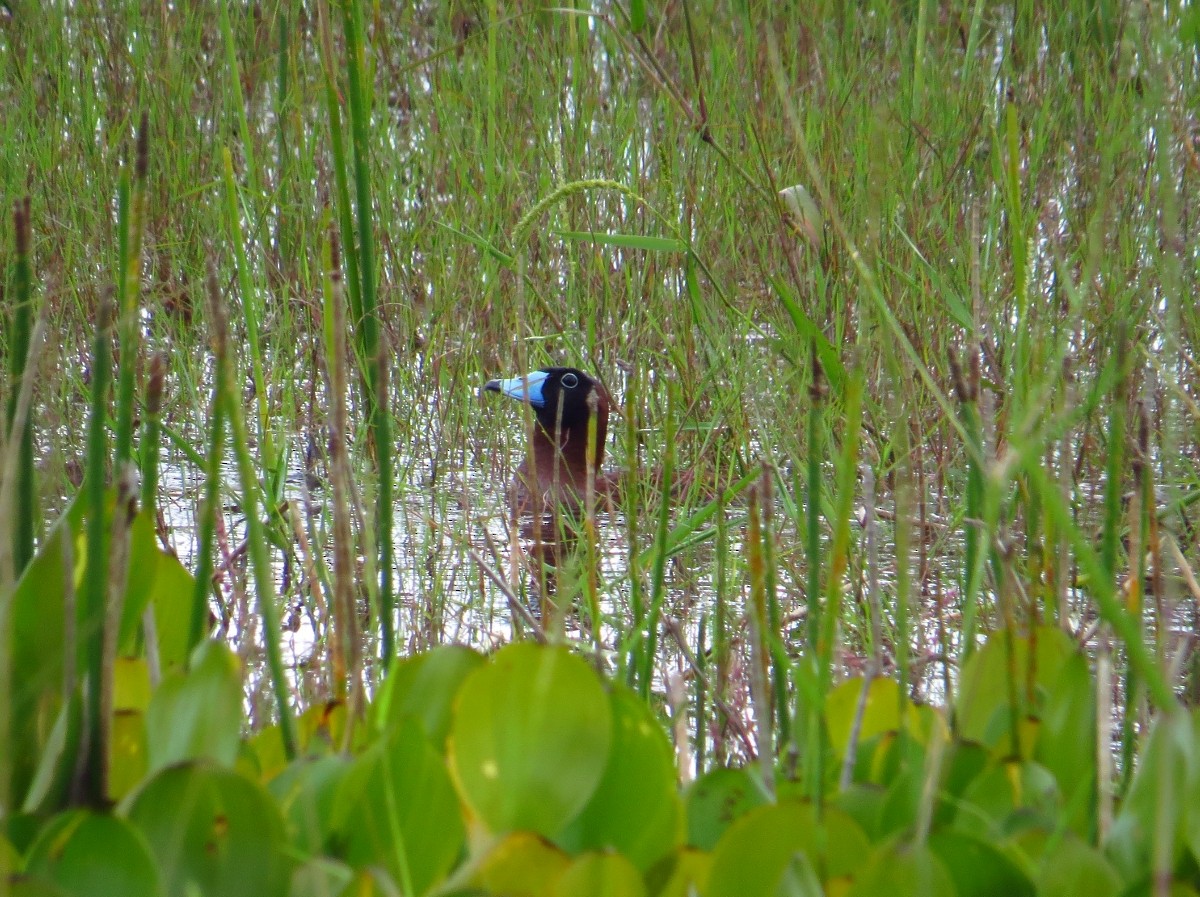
xmin=2 ymin=1 xmax=1200 ymax=894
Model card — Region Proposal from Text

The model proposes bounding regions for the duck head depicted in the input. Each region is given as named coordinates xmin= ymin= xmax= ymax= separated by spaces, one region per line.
xmin=483 ymin=367 xmax=611 ymax=510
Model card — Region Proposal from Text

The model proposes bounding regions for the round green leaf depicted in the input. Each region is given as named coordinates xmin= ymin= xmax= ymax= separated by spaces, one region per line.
xmin=449 ymin=642 xmax=612 ymax=837
xmin=685 ymin=766 xmax=769 ymax=851
xmin=1037 ymin=832 xmax=1121 ymax=897
xmin=1 ymin=832 xmax=20 ymax=877
xmin=956 ymin=760 xmax=1059 ymax=839
xmin=125 ymin=762 xmax=289 ymax=897
xmin=551 ymin=852 xmax=646 ymax=897
xmin=707 ymin=800 xmax=870 ymax=897
xmin=146 ymin=551 xmax=199 ymax=677
xmin=269 ymin=755 xmax=351 ymax=856
xmin=929 ymin=830 xmax=1034 ymax=897
xmin=372 ymin=645 xmax=484 ymax=750
xmin=25 ymin=811 xmax=161 ymax=897
xmin=846 ymin=841 xmax=956 ymax=897
xmin=557 ymin=686 xmax=682 ymax=870
xmin=955 ymin=626 xmax=1079 ymax=749
xmin=332 ymin=722 xmax=463 ymax=895
xmin=1108 ymin=711 xmax=1198 ymax=880
xmin=470 ymin=831 xmax=571 ymax=895
xmin=289 ymin=857 xmax=355 ymax=897
xmin=145 ymin=640 xmax=242 ymax=772
xmin=645 ymin=847 xmax=711 ymax=897
xmin=833 ymin=783 xmax=886 ymax=842
xmin=118 ymin=510 xmax=162 ymax=649
xmin=826 ymin=676 xmax=906 ymax=761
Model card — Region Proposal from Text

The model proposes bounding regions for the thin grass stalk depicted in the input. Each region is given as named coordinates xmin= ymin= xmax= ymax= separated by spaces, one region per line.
xmin=322 ymin=228 xmax=359 ymax=710
xmin=1102 ymin=347 xmax=1135 ymax=780
xmin=220 ymin=148 xmax=273 ymax=463
xmin=115 ymin=114 xmax=148 ymax=466
xmin=340 ymin=0 xmax=395 ymax=668
xmin=81 ymin=295 xmax=116 ymax=806
xmin=219 ymin=303 xmax=299 ymax=759
xmin=894 ymin=437 xmax=913 ymax=721
xmin=804 ymin=347 xmax=823 ymax=656
xmin=801 ymin=347 xmax=825 ymax=804
xmin=583 ymin=389 xmax=601 ymax=658
xmin=219 ymin=0 xmax=260 ymax=196
xmin=819 ymin=366 xmax=863 ymax=678
xmin=1002 ymin=100 xmax=1031 ymax=418
xmin=1096 ymin=623 xmax=1114 ymax=838
xmin=190 ymin=270 xmax=231 ymax=657
xmin=635 ymin=380 xmax=676 ymax=700
xmin=910 ymin=0 xmax=929 ymax=118
xmin=759 ymin=464 xmax=791 ymax=749
xmin=1056 ymin=417 xmax=1073 ymax=630
xmin=813 ymin=364 xmax=864 ymax=802
xmin=315 ymin=1 xmax=363 ymax=330
xmin=274 ymin=5 xmax=292 ymax=273
xmin=621 ymin=368 xmax=643 ymax=685
xmin=713 ymin=465 xmax=729 ymax=767
xmin=951 ymin=347 xmax=987 ymax=662
xmin=5 ymin=198 xmax=35 ymax=574
xmin=1135 ymin=404 xmax=1158 ymax=653
xmin=746 ymin=483 xmax=774 ymax=793
xmin=694 ymin=612 xmax=707 ymax=772
xmin=139 ymin=352 xmax=167 ymax=513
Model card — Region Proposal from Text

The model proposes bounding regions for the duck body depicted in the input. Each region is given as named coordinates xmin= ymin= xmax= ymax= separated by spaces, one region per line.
xmin=482 ymin=367 xmax=617 ymax=520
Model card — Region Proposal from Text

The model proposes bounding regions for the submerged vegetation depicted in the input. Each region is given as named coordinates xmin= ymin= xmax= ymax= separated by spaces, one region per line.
xmin=2 ymin=0 xmax=1200 ymax=894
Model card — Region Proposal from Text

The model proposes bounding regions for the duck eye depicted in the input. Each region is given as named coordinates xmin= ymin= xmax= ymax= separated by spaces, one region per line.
xmin=561 ymin=372 xmax=579 ymax=389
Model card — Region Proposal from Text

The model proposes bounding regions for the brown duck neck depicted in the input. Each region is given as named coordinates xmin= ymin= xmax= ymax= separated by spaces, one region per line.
xmin=529 ymin=386 xmax=609 ymax=497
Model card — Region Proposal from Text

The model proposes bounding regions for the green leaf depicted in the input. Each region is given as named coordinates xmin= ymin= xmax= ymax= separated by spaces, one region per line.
xmin=437 ymin=221 xmax=515 ymax=267
xmin=7 ymin=503 xmax=82 ymax=801
xmin=846 ymin=841 xmax=956 ymax=897
xmin=288 ymin=856 xmax=355 ymax=897
xmin=109 ymin=658 xmax=152 ymax=801
xmin=145 ymin=640 xmax=242 ymax=772
xmin=707 ymin=801 xmax=870 ymax=897
xmin=371 ymin=645 xmax=484 ymax=751
xmin=769 ymin=277 xmax=847 ymax=387
xmin=268 ymin=755 xmax=351 ymax=857
xmin=449 ymin=643 xmax=612 ymax=837
xmin=146 ymin=551 xmax=197 ymax=677
xmin=875 ymin=730 xmax=928 ymax=838
xmin=125 ymin=762 xmax=289 ymax=897
xmin=557 ymin=686 xmax=683 ymax=870
xmin=1036 ymin=832 xmax=1121 ymax=897
xmin=24 ymin=811 xmax=162 ymax=897
xmin=685 ymin=766 xmax=770 ymax=851
xmin=550 ymin=852 xmax=646 ymax=897
xmin=826 ymin=676 xmax=909 ymax=762
xmin=955 ymin=760 xmax=1060 ymax=840
xmin=469 ymin=832 xmax=571 ymax=895
xmin=628 ymin=0 xmax=646 ymax=32
xmin=955 ymin=626 xmax=1081 ymax=753
xmin=20 ymin=690 xmax=83 ymax=815
xmin=928 ymin=830 xmax=1034 ymax=897
xmin=332 ymin=722 xmax=463 ymax=896
xmin=644 ymin=848 xmax=711 ymax=897
xmin=1107 ymin=711 xmax=1200 ymax=880
xmin=1031 ymin=650 xmax=1096 ymax=836
xmin=118 ymin=511 xmax=162 ymax=649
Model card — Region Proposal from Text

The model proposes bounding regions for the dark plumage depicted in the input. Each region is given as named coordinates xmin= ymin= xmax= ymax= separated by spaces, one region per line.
xmin=481 ymin=367 xmax=618 ymax=520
